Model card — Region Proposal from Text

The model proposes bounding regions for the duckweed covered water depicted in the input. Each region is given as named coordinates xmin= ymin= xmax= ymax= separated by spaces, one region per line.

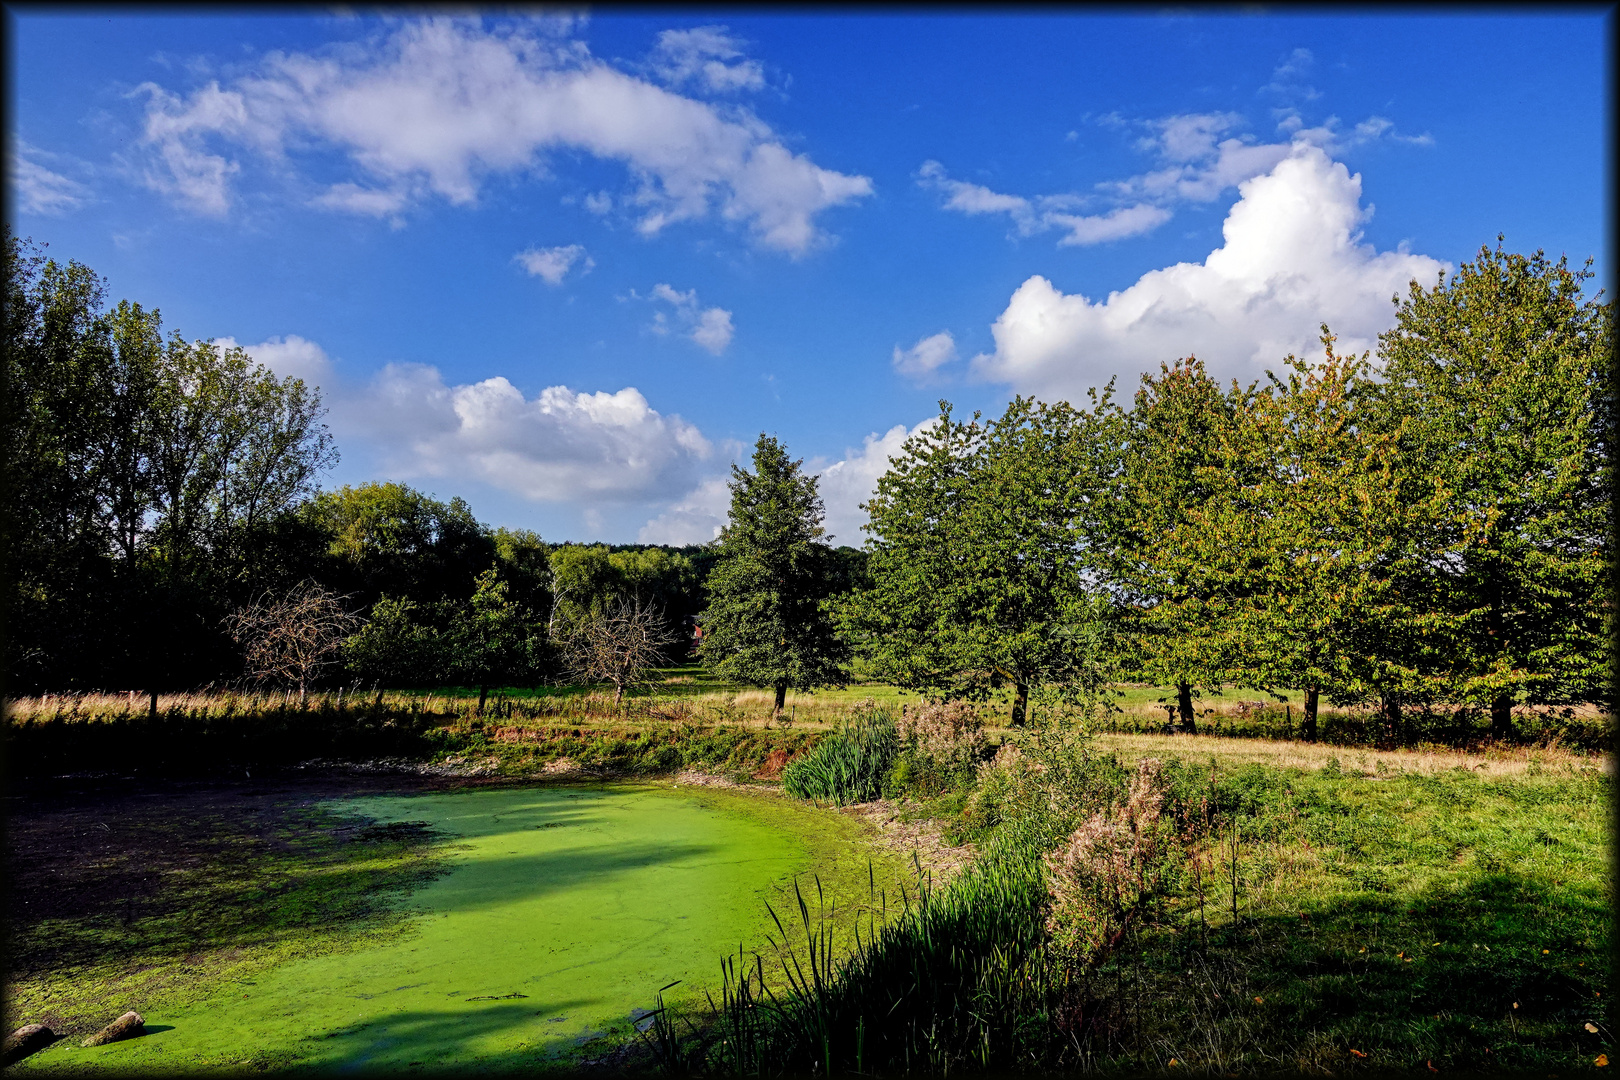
xmin=22 ymin=783 xmax=828 ymax=1073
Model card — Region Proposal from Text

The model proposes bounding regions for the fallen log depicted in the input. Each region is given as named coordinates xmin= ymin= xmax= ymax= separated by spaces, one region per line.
xmin=81 ymin=1012 xmax=144 ymax=1047
xmin=2 ymin=1024 xmax=56 ymax=1065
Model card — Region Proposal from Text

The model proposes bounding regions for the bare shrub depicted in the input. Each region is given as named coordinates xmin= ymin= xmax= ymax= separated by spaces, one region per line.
xmin=1044 ymin=757 xmax=1172 ymax=965
xmin=223 ymin=581 xmax=359 ymax=701
xmin=898 ymin=700 xmax=986 ymax=761
xmin=561 ymin=598 xmax=677 ymax=705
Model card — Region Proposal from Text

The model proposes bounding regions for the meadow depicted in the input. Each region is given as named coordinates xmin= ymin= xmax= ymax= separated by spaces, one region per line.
xmin=3 ymin=675 xmax=1611 ymax=1074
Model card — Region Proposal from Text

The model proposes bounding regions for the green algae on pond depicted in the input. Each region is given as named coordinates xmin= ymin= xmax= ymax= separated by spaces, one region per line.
xmin=21 ymin=783 xmax=881 ymax=1073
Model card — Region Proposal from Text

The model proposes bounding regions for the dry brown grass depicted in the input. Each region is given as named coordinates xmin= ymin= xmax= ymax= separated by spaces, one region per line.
xmin=1091 ymin=730 xmax=1609 ymax=777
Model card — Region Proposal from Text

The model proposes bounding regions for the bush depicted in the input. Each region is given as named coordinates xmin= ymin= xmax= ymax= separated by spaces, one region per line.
xmin=889 ymin=699 xmax=987 ymax=795
xmin=781 ymin=706 xmax=898 ymax=805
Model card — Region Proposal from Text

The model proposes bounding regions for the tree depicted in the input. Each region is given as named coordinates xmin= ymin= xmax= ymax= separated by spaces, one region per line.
xmin=843 ymin=398 xmax=1118 ymax=725
xmin=224 ymin=580 xmax=359 ymax=701
xmin=307 ymin=482 xmax=494 ymax=607
xmin=563 ymin=597 xmax=678 ymax=706
xmin=341 ymin=595 xmax=446 ymax=689
xmin=700 ymin=435 xmax=851 ymax=712
xmin=1151 ymin=335 xmax=1457 ymax=739
xmin=3 ymin=232 xmax=337 ymax=691
xmin=446 ymin=569 xmax=537 ymax=714
xmin=1103 ymin=358 xmax=1245 ymax=732
xmin=1372 ymin=241 xmax=1613 ymax=736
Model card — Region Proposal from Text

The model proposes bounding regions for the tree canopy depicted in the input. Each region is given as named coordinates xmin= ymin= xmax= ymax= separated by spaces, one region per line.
xmin=699 ymin=434 xmax=851 ymax=712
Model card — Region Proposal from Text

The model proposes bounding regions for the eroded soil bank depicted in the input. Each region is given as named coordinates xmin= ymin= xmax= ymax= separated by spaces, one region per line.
xmin=7 ymin=775 xmax=914 ymax=1073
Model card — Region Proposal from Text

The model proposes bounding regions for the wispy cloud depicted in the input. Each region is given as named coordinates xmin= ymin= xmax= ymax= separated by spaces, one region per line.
xmin=645 ymin=283 xmax=735 ymax=355
xmin=12 ymin=141 xmax=92 ymax=215
xmin=515 ymin=243 xmax=594 ymax=285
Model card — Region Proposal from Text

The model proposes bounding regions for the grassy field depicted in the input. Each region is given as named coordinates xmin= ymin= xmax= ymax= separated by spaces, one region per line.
xmin=1073 ymin=732 xmax=1611 ymax=1073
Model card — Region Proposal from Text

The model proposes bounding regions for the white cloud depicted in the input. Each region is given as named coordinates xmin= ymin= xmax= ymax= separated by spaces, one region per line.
xmin=972 ymin=144 xmax=1448 ymax=401
xmin=637 ymin=475 xmax=731 ymax=544
xmin=10 ymin=145 xmax=92 ymax=215
xmin=311 ymin=182 xmax=410 ymax=219
xmin=515 ymin=243 xmax=594 ymax=285
xmin=918 ymin=160 xmax=1171 ymax=247
xmin=132 ymin=17 xmax=870 ymax=254
xmin=646 ymin=282 xmax=734 ymax=354
xmin=926 ymin=94 xmax=1432 ymax=250
xmin=649 ymin=26 xmax=766 ymax=94
xmin=228 ymin=333 xmax=713 ymax=505
xmin=892 ymin=330 xmax=957 ymax=379
xmin=691 ymin=307 xmax=735 ymax=354
xmin=814 ymin=421 xmax=935 ymax=547
xmin=638 ymin=419 xmax=934 ymax=547
xmin=227 ymin=334 xmax=335 ymax=387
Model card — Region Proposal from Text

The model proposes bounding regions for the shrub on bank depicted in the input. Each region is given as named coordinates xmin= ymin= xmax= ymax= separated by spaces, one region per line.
xmin=781 ymin=706 xmax=899 ymax=804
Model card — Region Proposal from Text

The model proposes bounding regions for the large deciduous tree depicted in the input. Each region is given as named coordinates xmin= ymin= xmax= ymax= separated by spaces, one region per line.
xmin=1372 ymin=242 xmax=1612 ymax=736
xmin=1155 ymin=335 xmax=1459 ymax=739
xmin=4 ymin=231 xmax=337 ymax=692
xmin=1104 ymin=358 xmax=1243 ymax=732
xmin=700 ymin=435 xmax=850 ymax=712
xmin=844 ymin=397 xmax=1117 ymax=725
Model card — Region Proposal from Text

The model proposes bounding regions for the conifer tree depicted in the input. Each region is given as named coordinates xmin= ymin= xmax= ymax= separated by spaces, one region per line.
xmin=699 ymin=435 xmax=850 ymax=712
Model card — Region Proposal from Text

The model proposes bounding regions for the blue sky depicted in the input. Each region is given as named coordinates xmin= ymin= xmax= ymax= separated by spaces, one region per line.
xmin=10 ymin=11 xmax=1610 ymax=544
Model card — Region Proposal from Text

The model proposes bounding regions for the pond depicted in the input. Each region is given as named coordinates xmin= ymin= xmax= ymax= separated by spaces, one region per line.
xmin=25 ymin=782 xmax=868 ymax=1073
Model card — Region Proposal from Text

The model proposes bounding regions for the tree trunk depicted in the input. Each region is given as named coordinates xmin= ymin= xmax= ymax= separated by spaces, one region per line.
xmin=148 ymin=690 xmax=158 ymax=720
xmin=1177 ymin=682 xmax=1196 ymax=734
xmin=1382 ymin=696 xmax=1402 ymax=743
xmin=1303 ymin=686 xmax=1320 ymax=743
xmin=478 ymin=684 xmax=489 ymax=716
xmin=774 ymin=684 xmax=787 ymax=714
xmin=1011 ymin=682 xmax=1029 ymax=727
xmin=1490 ymin=693 xmax=1514 ymax=741
xmin=614 ymin=682 xmax=625 ymax=706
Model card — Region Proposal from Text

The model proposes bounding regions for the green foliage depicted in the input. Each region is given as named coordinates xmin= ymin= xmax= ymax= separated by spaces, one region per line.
xmin=1372 ymin=241 xmax=1613 ymax=729
xmin=700 ymin=435 xmax=851 ymax=709
xmin=444 ymin=569 xmax=547 ymax=704
xmin=781 ymin=707 xmax=899 ymax=805
xmin=341 ymin=596 xmax=444 ymax=687
xmin=843 ymin=397 xmax=1119 ymax=725
xmin=546 ymin=543 xmax=701 ymax=656
xmin=3 ymin=231 xmax=337 ymax=692
xmin=308 ymin=482 xmax=494 ymax=607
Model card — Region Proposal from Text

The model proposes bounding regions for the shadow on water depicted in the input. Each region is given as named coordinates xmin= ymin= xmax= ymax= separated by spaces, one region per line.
xmin=285 ymin=999 xmax=604 ymax=1073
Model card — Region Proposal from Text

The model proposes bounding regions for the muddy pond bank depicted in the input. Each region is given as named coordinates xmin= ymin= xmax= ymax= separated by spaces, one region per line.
xmin=6 ymin=772 xmax=922 ymax=1073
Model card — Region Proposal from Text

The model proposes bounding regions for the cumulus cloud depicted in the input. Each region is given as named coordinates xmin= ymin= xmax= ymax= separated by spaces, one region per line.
xmin=971 ymin=144 xmax=1448 ymax=401
xmin=815 ymin=421 xmax=935 ymax=546
xmin=132 ymin=17 xmax=870 ymax=253
xmin=892 ymin=331 xmax=957 ymax=380
xmin=637 ymin=475 xmax=732 ymax=544
xmin=917 ymin=160 xmax=1169 ymax=247
xmin=11 ymin=142 xmax=92 ymax=215
xmin=229 ymin=333 xmax=714 ymax=506
xmin=515 ymin=243 xmax=594 ymax=285
xmin=649 ymin=26 xmax=766 ymax=93
xmin=645 ymin=283 xmax=735 ymax=354
xmin=638 ymin=419 xmax=933 ymax=547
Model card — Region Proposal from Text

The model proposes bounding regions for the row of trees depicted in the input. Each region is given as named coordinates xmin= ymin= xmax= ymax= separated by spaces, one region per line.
xmin=698 ymin=243 xmax=1611 ymax=736
xmin=7 ymin=231 xmax=1608 ymax=733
